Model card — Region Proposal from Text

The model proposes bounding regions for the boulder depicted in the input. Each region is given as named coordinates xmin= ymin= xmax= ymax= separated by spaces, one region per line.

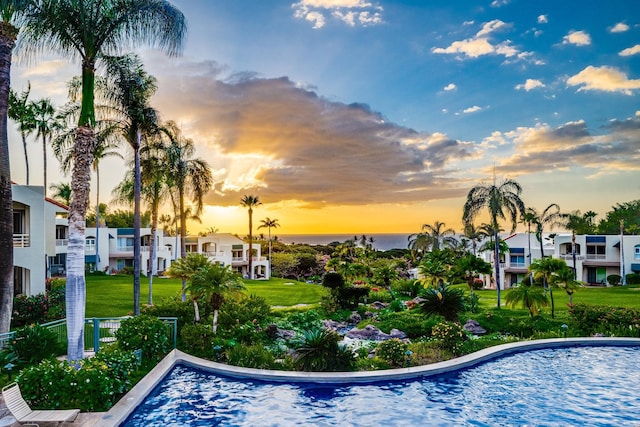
xmin=390 ymin=329 xmax=407 ymax=339
xmin=370 ymin=301 xmax=388 ymax=310
xmin=345 ymin=324 xmax=391 ymax=341
xmin=265 ymin=324 xmax=297 ymax=340
xmin=463 ymin=319 xmax=487 ymax=335
xmin=348 ymin=312 xmax=362 ymax=324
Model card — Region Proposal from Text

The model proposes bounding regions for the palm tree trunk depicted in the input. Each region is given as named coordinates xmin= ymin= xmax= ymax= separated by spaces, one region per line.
xmin=95 ymin=164 xmax=100 ymax=272
xmin=179 ymin=188 xmax=187 ymax=301
xmin=248 ymin=208 xmax=253 ymax=279
xmin=21 ymin=132 xmax=29 ymax=185
xmin=0 ymin=23 xmax=16 ymax=335
xmin=493 ymin=230 xmax=501 ymax=308
xmin=133 ymin=130 xmax=141 ymax=315
xmin=66 ymin=126 xmax=97 ymax=363
xmin=193 ymin=300 xmax=200 ymax=323
xmin=212 ymin=309 xmax=218 ymax=334
xmin=42 ymin=135 xmax=48 ymax=197
xmin=148 ymin=199 xmax=159 ymax=306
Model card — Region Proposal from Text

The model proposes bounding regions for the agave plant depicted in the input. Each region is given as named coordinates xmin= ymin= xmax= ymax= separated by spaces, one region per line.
xmin=420 ymin=285 xmax=466 ymax=322
xmin=294 ymin=328 xmax=354 ymax=372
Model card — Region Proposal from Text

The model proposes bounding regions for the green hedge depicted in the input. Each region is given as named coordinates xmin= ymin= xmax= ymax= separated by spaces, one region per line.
xmin=569 ymin=303 xmax=640 ymax=337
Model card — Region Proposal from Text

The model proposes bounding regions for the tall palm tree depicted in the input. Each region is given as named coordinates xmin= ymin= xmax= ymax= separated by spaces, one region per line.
xmin=420 ymin=221 xmax=456 ymax=251
xmin=189 ymin=262 xmax=245 ymax=334
xmin=49 ymin=182 xmax=72 ymax=205
xmin=166 ymin=253 xmax=211 ymax=322
xmin=258 ymin=217 xmax=279 ymax=263
xmin=520 ymin=207 xmax=537 ymax=284
xmin=463 ymin=178 xmax=525 ymax=308
xmin=530 ymin=203 xmax=563 ymax=258
xmin=463 ymin=223 xmax=487 ymax=256
xmin=0 ymin=0 xmax=31 ymax=335
xmin=19 ymin=0 xmax=186 ymax=363
xmin=162 ymin=121 xmax=212 ymax=299
xmin=30 ymin=97 xmax=60 ymax=196
xmin=8 ymin=84 xmax=34 ymax=184
xmin=240 ymin=195 xmax=261 ymax=279
xmin=552 ymin=266 xmax=581 ymax=305
xmin=103 ymin=54 xmax=159 ymax=315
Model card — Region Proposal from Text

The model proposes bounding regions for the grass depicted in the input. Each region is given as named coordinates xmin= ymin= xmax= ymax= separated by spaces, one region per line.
xmin=86 ymin=274 xmax=327 ymax=317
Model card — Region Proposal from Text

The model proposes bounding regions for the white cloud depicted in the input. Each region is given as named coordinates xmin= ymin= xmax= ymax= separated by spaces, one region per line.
xmin=443 ymin=83 xmax=457 ymax=91
xmin=515 ymin=79 xmax=545 ymax=91
xmin=491 ymin=0 xmax=509 ymax=7
xmin=619 ymin=45 xmax=640 ymax=57
xmin=562 ymin=30 xmax=591 ymax=46
xmin=567 ymin=65 xmax=640 ymax=95
xmin=610 ymin=22 xmax=629 ymax=33
xmin=463 ymin=105 xmax=482 ymax=114
xmin=432 ymin=19 xmax=523 ymax=60
xmin=537 ymin=15 xmax=548 ymax=24
xmin=292 ymin=0 xmax=383 ymax=28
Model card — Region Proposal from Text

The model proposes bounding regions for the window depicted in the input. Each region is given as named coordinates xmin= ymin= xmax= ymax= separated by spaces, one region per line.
xmin=586 ymin=244 xmax=605 ymax=259
xmin=85 ymin=237 xmax=96 ymax=250
xmin=117 ymin=237 xmax=134 ymax=251
xmin=509 ymin=248 xmax=525 ymax=267
xmin=635 ymin=245 xmax=640 ymax=259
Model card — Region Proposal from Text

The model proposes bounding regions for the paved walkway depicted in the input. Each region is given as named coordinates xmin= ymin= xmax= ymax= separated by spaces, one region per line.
xmin=0 ymin=396 xmax=105 ymax=426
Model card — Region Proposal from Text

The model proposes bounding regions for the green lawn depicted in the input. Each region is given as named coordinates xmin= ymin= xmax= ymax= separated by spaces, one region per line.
xmin=86 ymin=274 xmax=327 ymax=317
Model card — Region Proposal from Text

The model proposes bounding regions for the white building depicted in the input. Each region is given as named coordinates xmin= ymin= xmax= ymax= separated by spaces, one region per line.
xmin=480 ymin=232 xmax=640 ymax=289
xmin=12 ymin=184 xmax=68 ymax=296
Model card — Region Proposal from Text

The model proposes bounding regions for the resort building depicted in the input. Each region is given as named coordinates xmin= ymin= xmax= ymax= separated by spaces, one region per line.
xmin=480 ymin=232 xmax=640 ymax=289
xmin=12 ymin=184 xmax=68 ymax=296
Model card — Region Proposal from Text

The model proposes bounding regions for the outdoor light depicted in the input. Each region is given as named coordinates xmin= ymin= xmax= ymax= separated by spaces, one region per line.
xmin=4 ymin=362 xmax=14 ymax=380
xmin=405 ymin=350 xmax=413 ymax=367
xmin=213 ymin=345 xmax=222 ymax=361
xmin=561 ymin=324 xmax=568 ymax=338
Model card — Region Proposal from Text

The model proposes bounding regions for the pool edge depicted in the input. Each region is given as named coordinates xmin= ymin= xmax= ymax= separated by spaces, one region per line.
xmin=96 ymin=337 xmax=640 ymax=426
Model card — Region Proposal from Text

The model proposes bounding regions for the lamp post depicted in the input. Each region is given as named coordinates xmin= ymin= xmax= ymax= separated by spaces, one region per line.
xmin=620 ymin=220 xmax=626 ymax=286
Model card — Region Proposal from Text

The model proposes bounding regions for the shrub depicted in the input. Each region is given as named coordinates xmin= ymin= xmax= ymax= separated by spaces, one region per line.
xmin=180 ymin=323 xmax=217 ymax=358
xmin=392 ymin=279 xmax=421 ymax=298
xmin=322 ymin=272 xmax=345 ymax=289
xmin=227 ymin=344 xmax=280 ymax=369
xmin=375 ymin=339 xmax=409 ymax=368
xmin=569 ymin=303 xmax=640 ymax=336
xmin=141 ymin=296 xmax=195 ymax=330
xmin=7 ymin=324 xmax=65 ymax=368
xmin=115 ymin=315 xmax=171 ymax=362
xmin=12 ymin=282 xmax=66 ymax=327
xmin=607 ymin=274 xmax=621 ymax=286
xmin=17 ymin=350 xmax=138 ymax=412
xmin=407 ymin=340 xmax=451 ymax=365
xmin=368 ymin=290 xmax=395 ymax=303
xmin=420 ymin=285 xmax=466 ymax=322
xmin=217 ymin=294 xmax=271 ymax=330
xmin=294 ymin=328 xmax=355 ymax=372
xmin=626 ymin=273 xmax=640 ymax=285
xmin=372 ymin=311 xmax=442 ymax=339
xmin=277 ymin=309 xmax=323 ymax=331
xmin=431 ymin=321 xmax=467 ymax=355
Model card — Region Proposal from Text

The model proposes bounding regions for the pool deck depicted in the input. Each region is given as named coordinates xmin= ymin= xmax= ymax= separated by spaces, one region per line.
xmin=94 ymin=336 xmax=640 ymax=427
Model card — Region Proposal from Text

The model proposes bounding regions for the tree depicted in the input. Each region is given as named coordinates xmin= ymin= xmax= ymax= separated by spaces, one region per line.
xmin=520 ymin=207 xmax=537 ymax=284
xmin=597 ymin=200 xmax=640 ymax=235
xmin=20 ymin=0 xmax=186 ymax=363
xmin=103 ymin=54 xmax=159 ymax=315
xmin=529 ymin=203 xmax=563 ymax=258
xmin=529 ymin=257 xmax=566 ymax=318
xmin=420 ymin=221 xmax=457 ymax=251
xmin=240 ymin=195 xmax=261 ymax=279
xmin=258 ymin=217 xmax=279 ymax=263
xmin=30 ymin=97 xmax=61 ymax=196
xmin=162 ymin=121 xmax=212 ymax=299
xmin=452 ymin=253 xmax=492 ymax=296
xmin=8 ymin=84 xmax=34 ymax=184
xmin=188 ymin=263 xmax=245 ymax=334
xmin=462 ymin=178 xmax=524 ymax=308
xmin=165 ymin=253 xmax=211 ymax=322
xmin=505 ymin=284 xmax=548 ymax=317
xmin=463 ymin=223 xmax=487 ymax=256
xmin=420 ymin=285 xmax=466 ymax=322
xmin=564 ymin=210 xmax=598 ymax=235
xmin=552 ymin=266 xmax=582 ymax=305
xmin=0 ymin=0 xmax=31 ymax=335
xmin=49 ymin=182 xmax=71 ymax=206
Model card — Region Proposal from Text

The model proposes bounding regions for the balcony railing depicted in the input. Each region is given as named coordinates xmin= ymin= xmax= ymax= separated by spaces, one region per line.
xmin=56 ymin=238 xmax=69 ymax=246
xmin=12 ymin=234 xmax=30 ymax=248
xmin=586 ymin=254 xmax=606 ymax=260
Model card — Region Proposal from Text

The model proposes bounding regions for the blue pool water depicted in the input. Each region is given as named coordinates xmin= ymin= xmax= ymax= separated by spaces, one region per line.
xmin=122 ymin=346 xmax=640 ymax=426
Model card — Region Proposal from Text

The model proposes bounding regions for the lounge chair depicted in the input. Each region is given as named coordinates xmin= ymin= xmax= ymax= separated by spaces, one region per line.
xmin=2 ymin=382 xmax=80 ymax=425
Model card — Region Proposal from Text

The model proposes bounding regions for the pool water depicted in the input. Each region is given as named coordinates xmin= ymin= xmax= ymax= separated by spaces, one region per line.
xmin=122 ymin=346 xmax=640 ymax=426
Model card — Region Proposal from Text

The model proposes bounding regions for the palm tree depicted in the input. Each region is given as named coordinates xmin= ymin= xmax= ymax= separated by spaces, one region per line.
xmin=30 ymin=97 xmax=61 ymax=196
xmin=453 ymin=253 xmax=492 ymax=296
xmin=8 ymin=84 xmax=34 ymax=184
xmin=162 ymin=121 xmax=213 ymax=298
xmin=421 ymin=221 xmax=456 ymax=251
xmin=258 ymin=217 xmax=279 ymax=263
xmin=407 ymin=232 xmax=431 ymax=261
xmin=188 ymin=262 xmax=245 ymax=334
xmin=49 ymin=182 xmax=72 ymax=206
xmin=553 ymin=266 xmax=582 ymax=305
xmin=530 ymin=203 xmax=563 ymax=258
xmin=19 ymin=0 xmax=186 ymax=363
xmin=103 ymin=54 xmax=159 ymax=315
xmin=166 ymin=253 xmax=211 ymax=322
xmin=240 ymin=195 xmax=261 ymax=279
xmin=462 ymin=178 xmax=525 ymax=308
xmin=505 ymin=283 xmax=548 ymax=317
xmin=463 ymin=223 xmax=487 ymax=256
xmin=0 ymin=0 xmax=32 ymax=335
xmin=520 ymin=207 xmax=537 ymax=284
xmin=530 ymin=257 xmax=566 ymax=318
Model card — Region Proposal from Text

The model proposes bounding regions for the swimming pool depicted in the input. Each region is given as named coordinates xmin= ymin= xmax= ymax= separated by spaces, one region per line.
xmin=120 ymin=345 xmax=640 ymax=426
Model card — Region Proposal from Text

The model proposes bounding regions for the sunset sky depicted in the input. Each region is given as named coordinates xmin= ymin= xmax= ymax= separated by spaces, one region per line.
xmin=8 ymin=0 xmax=640 ymax=236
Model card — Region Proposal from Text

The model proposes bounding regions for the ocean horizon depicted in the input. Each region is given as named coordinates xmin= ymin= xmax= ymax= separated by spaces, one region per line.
xmin=277 ymin=233 xmax=411 ymax=251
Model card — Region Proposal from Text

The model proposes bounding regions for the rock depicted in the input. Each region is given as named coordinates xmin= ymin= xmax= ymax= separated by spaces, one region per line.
xmin=349 ymin=312 xmax=362 ymax=324
xmin=345 ymin=324 xmax=391 ymax=341
xmin=389 ymin=329 xmax=407 ymax=339
xmin=322 ymin=319 xmax=345 ymax=331
xmin=370 ymin=301 xmax=388 ymax=310
xmin=265 ymin=324 xmax=297 ymax=340
xmin=463 ymin=319 xmax=487 ymax=335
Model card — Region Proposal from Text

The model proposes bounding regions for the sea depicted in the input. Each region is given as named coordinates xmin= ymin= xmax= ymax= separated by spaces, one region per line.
xmin=277 ymin=233 xmax=411 ymax=251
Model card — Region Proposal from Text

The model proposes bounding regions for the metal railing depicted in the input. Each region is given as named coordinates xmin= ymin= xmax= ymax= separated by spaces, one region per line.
xmin=12 ymin=234 xmax=30 ymax=248
xmin=0 ymin=316 xmax=177 ymax=354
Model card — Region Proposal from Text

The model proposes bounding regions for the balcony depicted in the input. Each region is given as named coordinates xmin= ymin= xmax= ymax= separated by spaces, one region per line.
xmin=586 ymin=254 xmax=606 ymax=260
xmin=13 ymin=234 xmax=30 ymax=248
xmin=56 ymin=238 xmax=69 ymax=247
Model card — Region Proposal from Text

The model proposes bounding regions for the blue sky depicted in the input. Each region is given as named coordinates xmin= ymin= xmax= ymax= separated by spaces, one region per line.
xmin=9 ymin=0 xmax=640 ymax=234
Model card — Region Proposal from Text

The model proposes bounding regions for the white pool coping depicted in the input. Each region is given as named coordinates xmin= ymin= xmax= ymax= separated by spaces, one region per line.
xmin=96 ymin=337 xmax=640 ymax=427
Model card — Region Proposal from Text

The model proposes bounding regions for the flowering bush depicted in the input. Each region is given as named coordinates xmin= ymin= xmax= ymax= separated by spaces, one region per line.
xmin=17 ymin=350 xmax=139 ymax=411
xmin=431 ymin=321 xmax=467 ymax=355
xmin=115 ymin=315 xmax=171 ymax=362
xmin=375 ymin=338 xmax=409 ymax=368
xmin=12 ymin=282 xmax=66 ymax=327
